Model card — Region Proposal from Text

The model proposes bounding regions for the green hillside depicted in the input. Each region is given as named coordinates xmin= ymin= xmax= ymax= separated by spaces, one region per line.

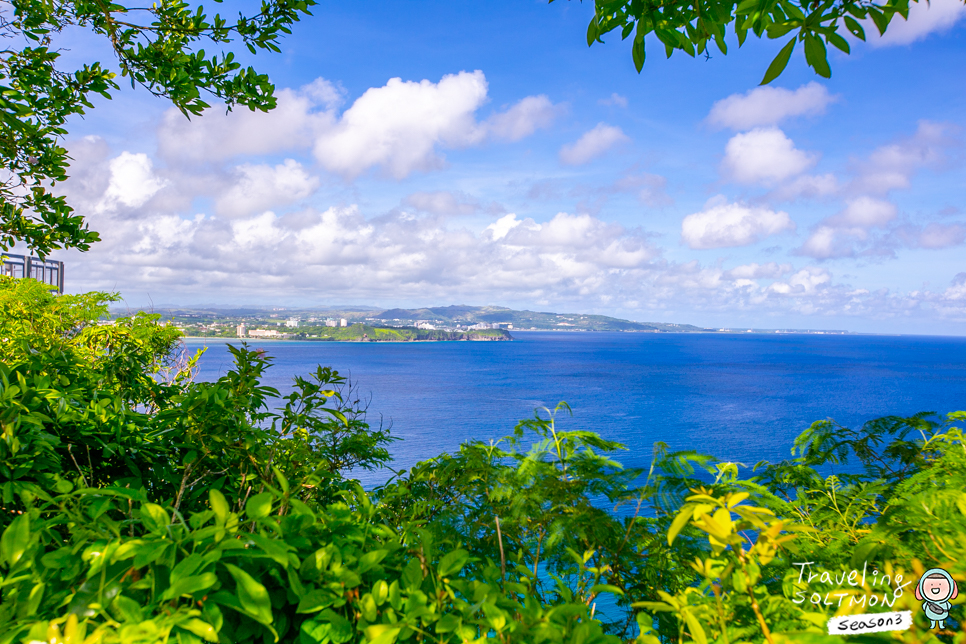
xmin=372 ymin=305 xmax=704 ymax=332
xmin=307 ymin=324 xmax=510 ymax=342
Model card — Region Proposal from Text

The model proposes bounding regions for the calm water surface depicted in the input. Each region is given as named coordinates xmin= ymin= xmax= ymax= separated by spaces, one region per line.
xmin=187 ymin=332 xmax=966 ymax=481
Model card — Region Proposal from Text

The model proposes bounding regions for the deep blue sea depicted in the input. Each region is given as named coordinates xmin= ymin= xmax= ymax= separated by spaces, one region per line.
xmin=187 ymin=332 xmax=966 ymax=484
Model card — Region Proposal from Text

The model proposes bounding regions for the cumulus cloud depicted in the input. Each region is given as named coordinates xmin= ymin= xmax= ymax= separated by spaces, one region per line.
xmin=723 ymin=262 xmax=793 ymax=280
xmin=158 ymin=79 xmax=342 ymax=163
xmin=707 ymin=82 xmax=838 ymax=130
xmin=313 ymin=71 xmax=489 ymax=179
xmin=798 ymin=197 xmax=899 ymax=259
xmin=916 ymin=222 xmax=966 ymax=249
xmin=66 ymin=202 xmax=662 ymax=303
xmin=770 ymin=173 xmax=840 ymax=201
xmin=767 ymin=267 xmax=832 ymax=296
xmin=850 ymin=120 xmax=959 ymax=195
xmin=485 ymin=95 xmax=560 ymax=141
xmin=57 ymin=160 xmax=966 ymax=323
xmin=890 ymin=222 xmax=966 ymax=250
xmin=215 ymin=160 xmax=319 ymax=218
xmin=681 ymin=198 xmax=795 ymax=249
xmin=559 ymin=123 xmax=629 ymax=166
xmin=871 ymin=0 xmax=966 ymax=46
xmin=158 ymin=72 xmax=561 ymax=179
xmin=722 ymin=128 xmax=817 ymax=185
xmin=96 ymin=152 xmax=168 ymax=212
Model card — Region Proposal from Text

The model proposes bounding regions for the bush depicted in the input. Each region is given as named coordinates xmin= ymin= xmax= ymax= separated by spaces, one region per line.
xmin=1 ymin=277 xmax=963 ymax=643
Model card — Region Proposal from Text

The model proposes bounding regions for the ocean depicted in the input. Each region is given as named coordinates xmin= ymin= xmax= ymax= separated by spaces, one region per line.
xmin=186 ymin=331 xmax=966 ymax=484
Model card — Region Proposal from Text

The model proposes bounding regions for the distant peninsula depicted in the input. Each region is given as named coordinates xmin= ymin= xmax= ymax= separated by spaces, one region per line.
xmin=119 ymin=304 xmax=849 ymax=340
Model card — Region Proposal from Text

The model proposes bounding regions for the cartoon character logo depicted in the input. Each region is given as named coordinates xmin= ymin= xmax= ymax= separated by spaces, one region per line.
xmin=915 ymin=568 xmax=958 ymax=629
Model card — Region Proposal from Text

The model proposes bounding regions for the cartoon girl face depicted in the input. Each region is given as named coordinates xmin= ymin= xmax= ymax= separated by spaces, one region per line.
xmin=922 ymin=575 xmax=953 ymax=601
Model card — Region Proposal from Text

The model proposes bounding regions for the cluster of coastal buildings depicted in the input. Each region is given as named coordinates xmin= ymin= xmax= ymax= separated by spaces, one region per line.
xmin=235 ymin=317 xmax=348 ymax=338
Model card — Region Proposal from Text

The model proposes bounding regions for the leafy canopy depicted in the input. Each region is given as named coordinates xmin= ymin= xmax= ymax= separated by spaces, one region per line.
xmin=573 ymin=0 xmax=959 ymax=83
xmin=0 ymin=0 xmax=315 ymax=256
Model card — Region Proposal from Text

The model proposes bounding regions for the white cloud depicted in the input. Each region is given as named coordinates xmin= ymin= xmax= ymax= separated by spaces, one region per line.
xmin=851 ymin=121 xmax=958 ymax=195
xmin=723 ymin=262 xmax=793 ymax=279
xmin=891 ymin=222 xmax=966 ymax=250
xmin=722 ymin=127 xmax=817 ymax=184
xmin=797 ymin=198 xmax=898 ymax=259
xmin=598 ymin=93 xmax=629 ymax=108
xmin=98 ymin=152 xmax=167 ymax=212
xmin=158 ymin=73 xmax=559 ymax=180
xmin=681 ymin=199 xmax=795 ymax=249
xmin=707 ymin=82 xmax=837 ymax=130
xmin=485 ymin=213 xmax=525 ymax=241
xmin=916 ymin=222 xmax=966 ymax=249
xmin=770 ymin=173 xmax=840 ymax=201
xmin=158 ymin=80 xmax=340 ymax=163
xmin=830 ymin=196 xmax=897 ymax=228
xmin=768 ymin=267 xmax=832 ymax=295
xmin=68 ymin=203 xmax=661 ymax=302
xmin=215 ymin=160 xmax=319 ymax=218
xmin=559 ymin=124 xmax=629 ymax=166
xmin=58 ymin=163 xmax=966 ymax=324
xmin=872 ymin=0 xmax=966 ymax=46
xmin=313 ymin=71 xmax=489 ymax=179
xmin=485 ymin=95 xmax=559 ymax=141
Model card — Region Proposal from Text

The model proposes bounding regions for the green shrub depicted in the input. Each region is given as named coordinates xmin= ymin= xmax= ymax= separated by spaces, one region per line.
xmin=1 ymin=277 xmax=963 ymax=643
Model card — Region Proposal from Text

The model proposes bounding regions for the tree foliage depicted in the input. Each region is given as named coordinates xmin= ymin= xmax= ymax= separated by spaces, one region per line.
xmin=574 ymin=0 xmax=962 ymax=83
xmin=0 ymin=0 xmax=315 ymax=255
xmin=3 ymin=276 xmax=966 ymax=643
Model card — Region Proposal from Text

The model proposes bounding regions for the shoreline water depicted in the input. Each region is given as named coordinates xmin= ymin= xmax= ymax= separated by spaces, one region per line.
xmin=189 ymin=331 xmax=966 ymax=491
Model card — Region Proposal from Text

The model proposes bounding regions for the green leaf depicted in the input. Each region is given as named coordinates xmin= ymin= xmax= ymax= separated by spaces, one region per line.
xmin=365 ymin=624 xmax=401 ymax=644
xmin=844 ymin=15 xmax=866 ymax=40
xmin=868 ymin=6 xmax=890 ymax=35
xmin=300 ymin=619 xmax=330 ymax=644
xmin=224 ymin=563 xmax=273 ymax=625
xmin=111 ymin=595 xmax=143 ymax=623
xmin=684 ymin=611 xmax=708 ymax=644
xmin=162 ymin=573 xmax=218 ymax=600
xmin=632 ymin=35 xmax=646 ymax=73
xmin=589 ymin=583 xmax=625 ymax=596
xmin=245 ymin=492 xmax=273 ymax=520
xmin=357 ymin=548 xmax=388 ymax=573
xmin=760 ymin=37 xmax=796 ymax=85
xmin=320 ymin=609 xmax=353 ymax=643
xmin=373 ymin=579 xmax=388 ymax=606
xmin=667 ymin=509 xmax=692 ymax=545
xmin=826 ymin=30 xmax=850 ymax=54
xmin=140 ymin=503 xmax=170 ymax=533
xmin=180 ymin=619 xmax=219 ymax=643
xmin=587 ymin=16 xmax=599 ymax=46
xmin=210 ymin=488 xmax=229 ymax=525
xmin=402 ymin=558 xmax=423 ymax=591
xmin=438 ymin=549 xmax=469 ymax=577
xmin=1 ymin=514 xmax=30 ymax=567
xmin=803 ymin=33 xmax=831 ymax=78
xmin=436 ymin=614 xmax=461 ymax=633
xmin=296 ymin=589 xmax=334 ymax=614
xmin=133 ymin=541 xmax=170 ymax=568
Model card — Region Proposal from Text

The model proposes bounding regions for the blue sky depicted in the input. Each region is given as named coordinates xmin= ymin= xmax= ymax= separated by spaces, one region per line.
xmin=46 ymin=0 xmax=966 ymax=333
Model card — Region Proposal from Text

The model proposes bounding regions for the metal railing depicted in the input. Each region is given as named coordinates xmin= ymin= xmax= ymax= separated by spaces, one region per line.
xmin=1 ymin=253 xmax=64 ymax=294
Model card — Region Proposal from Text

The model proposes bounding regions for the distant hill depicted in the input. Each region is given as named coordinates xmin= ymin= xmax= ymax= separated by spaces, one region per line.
xmin=371 ymin=305 xmax=705 ymax=332
xmin=137 ymin=304 xmax=706 ymax=333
